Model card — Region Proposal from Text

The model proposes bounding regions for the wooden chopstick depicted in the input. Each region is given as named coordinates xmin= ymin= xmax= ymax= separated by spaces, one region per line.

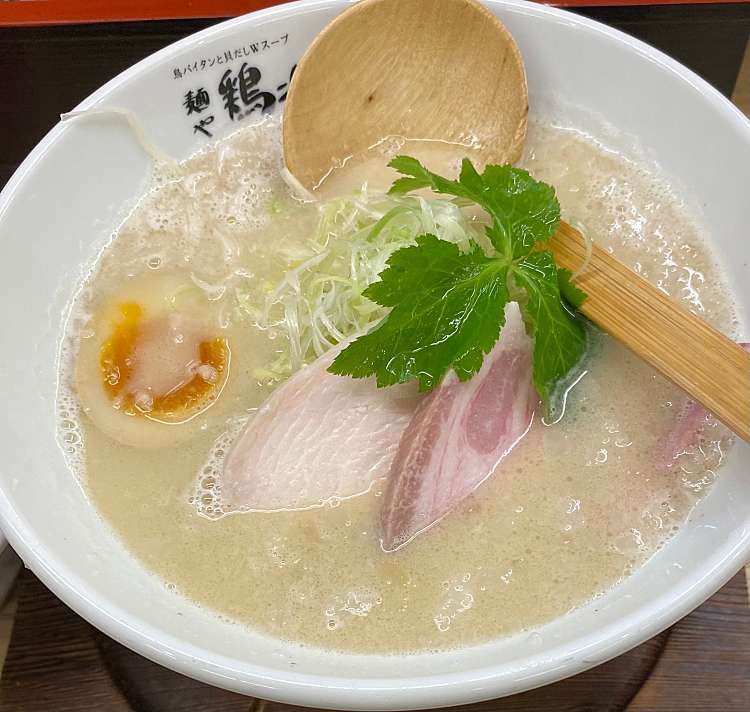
xmin=550 ymin=221 xmax=750 ymax=442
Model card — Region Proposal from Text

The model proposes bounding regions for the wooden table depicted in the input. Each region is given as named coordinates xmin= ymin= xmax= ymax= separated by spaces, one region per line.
xmin=0 ymin=569 xmax=748 ymax=711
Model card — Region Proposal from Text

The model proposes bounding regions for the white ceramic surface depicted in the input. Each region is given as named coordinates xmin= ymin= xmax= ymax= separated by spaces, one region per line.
xmin=0 ymin=1 xmax=748 ymax=709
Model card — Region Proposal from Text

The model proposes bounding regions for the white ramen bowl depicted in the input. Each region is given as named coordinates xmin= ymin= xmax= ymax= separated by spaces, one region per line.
xmin=0 ymin=1 xmax=748 ymax=708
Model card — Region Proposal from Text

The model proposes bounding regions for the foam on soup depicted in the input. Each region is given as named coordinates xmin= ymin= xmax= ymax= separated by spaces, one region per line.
xmin=57 ymin=116 xmax=736 ymax=653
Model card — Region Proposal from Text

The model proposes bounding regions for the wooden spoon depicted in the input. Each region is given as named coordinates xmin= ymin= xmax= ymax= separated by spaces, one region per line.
xmin=283 ymin=0 xmax=528 ymax=190
xmin=283 ymin=0 xmax=750 ymax=441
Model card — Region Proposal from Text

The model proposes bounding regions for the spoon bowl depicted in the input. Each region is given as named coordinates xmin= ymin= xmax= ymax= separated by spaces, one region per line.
xmin=283 ymin=0 xmax=528 ymax=189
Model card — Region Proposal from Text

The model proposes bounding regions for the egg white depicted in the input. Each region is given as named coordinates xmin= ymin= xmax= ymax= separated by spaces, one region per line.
xmin=75 ymin=271 xmax=229 ymax=448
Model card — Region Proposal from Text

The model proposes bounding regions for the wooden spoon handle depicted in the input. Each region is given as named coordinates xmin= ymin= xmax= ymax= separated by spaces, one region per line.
xmin=550 ymin=221 xmax=750 ymax=441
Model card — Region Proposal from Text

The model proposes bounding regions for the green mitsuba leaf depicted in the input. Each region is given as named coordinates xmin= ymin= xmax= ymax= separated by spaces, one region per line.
xmin=512 ymin=251 xmax=588 ymax=406
xmin=329 ymin=235 xmax=510 ymax=391
xmin=557 ymin=267 xmax=588 ymax=309
xmin=389 ymin=156 xmax=560 ymax=259
xmin=330 ymin=156 xmax=589 ymax=411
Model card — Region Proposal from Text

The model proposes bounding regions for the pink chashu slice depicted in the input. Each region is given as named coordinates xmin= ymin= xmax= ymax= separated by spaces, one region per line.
xmin=380 ymin=304 xmax=539 ymax=551
xmin=222 ymin=340 xmax=420 ymax=511
xmin=656 ymin=342 xmax=749 ymax=470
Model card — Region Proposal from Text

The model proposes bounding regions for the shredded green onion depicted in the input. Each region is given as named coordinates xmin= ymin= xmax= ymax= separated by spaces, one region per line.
xmin=255 ymin=188 xmax=480 ymax=378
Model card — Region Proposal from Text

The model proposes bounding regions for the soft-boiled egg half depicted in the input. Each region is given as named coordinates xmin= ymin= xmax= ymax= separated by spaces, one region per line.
xmin=76 ymin=272 xmax=230 ymax=448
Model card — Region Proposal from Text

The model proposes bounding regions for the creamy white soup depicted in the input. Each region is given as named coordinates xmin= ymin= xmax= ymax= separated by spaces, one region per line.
xmin=57 ymin=116 xmax=736 ymax=653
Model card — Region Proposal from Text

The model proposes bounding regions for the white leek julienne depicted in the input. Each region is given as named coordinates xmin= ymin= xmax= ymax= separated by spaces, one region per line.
xmin=256 ymin=189 xmax=481 ymax=377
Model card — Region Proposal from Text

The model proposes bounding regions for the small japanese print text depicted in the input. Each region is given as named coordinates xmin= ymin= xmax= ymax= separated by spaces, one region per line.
xmin=172 ymin=34 xmax=289 ymax=80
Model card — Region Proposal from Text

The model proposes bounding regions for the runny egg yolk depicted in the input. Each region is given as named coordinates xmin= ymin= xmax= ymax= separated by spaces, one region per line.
xmin=99 ymin=302 xmax=228 ymax=424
